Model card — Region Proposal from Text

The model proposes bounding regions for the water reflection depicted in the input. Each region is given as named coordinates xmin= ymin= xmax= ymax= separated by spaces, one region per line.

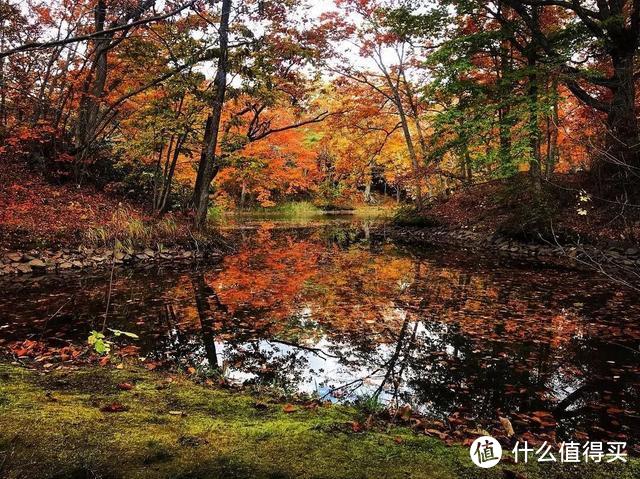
xmin=0 ymin=219 xmax=639 ymax=445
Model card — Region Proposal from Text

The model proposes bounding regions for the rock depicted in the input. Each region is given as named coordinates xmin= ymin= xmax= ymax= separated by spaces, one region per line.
xmin=16 ymin=264 xmax=32 ymax=274
xmin=6 ymin=252 xmax=23 ymax=262
xmin=28 ymin=259 xmax=47 ymax=269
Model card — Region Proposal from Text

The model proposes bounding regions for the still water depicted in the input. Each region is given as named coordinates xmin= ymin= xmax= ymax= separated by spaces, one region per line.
xmin=1 ymin=217 xmax=639 ymax=445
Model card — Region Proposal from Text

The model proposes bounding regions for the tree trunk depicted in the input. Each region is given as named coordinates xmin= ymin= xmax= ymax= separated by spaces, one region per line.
xmin=75 ymin=0 xmax=109 ymax=168
xmin=364 ymin=178 xmax=373 ymax=204
xmin=193 ymin=0 xmax=231 ymax=230
xmin=605 ymin=49 xmax=639 ymax=180
xmin=497 ymin=42 xmax=513 ymax=169
xmin=374 ymin=49 xmax=423 ymax=209
xmin=545 ymin=76 xmax=559 ymax=179
xmin=526 ymin=50 xmax=542 ymax=194
xmin=239 ymin=179 xmax=247 ymax=209
xmin=393 ymin=91 xmax=423 ymax=208
xmin=158 ymin=133 xmax=185 ymax=214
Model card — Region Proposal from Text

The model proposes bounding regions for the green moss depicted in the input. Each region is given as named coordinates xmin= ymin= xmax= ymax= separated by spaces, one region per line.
xmin=0 ymin=363 xmax=637 ymax=479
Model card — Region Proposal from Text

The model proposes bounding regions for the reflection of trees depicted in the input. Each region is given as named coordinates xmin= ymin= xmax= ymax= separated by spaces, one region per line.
xmin=191 ymin=272 xmax=227 ymax=370
xmin=551 ymin=337 xmax=640 ymax=438
xmin=5 ymin=220 xmax=639 ymax=442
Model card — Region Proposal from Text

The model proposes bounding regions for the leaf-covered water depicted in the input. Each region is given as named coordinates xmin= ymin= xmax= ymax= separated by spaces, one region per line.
xmin=1 ymin=218 xmax=639 ymax=448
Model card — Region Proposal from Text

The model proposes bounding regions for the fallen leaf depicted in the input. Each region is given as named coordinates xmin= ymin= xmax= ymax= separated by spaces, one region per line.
xmin=101 ymin=402 xmax=127 ymax=413
xmin=283 ymin=404 xmax=297 ymax=413
xmin=350 ymin=421 xmax=363 ymax=432
xmin=500 ymin=416 xmax=515 ymax=437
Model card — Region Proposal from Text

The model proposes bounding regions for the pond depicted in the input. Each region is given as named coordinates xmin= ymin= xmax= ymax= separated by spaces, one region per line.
xmin=1 ymin=217 xmax=639 ymax=447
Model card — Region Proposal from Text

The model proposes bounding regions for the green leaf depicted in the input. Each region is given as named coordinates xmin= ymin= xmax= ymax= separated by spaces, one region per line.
xmin=94 ymin=339 xmax=107 ymax=354
xmin=88 ymin=330 xmax=105 ymax=345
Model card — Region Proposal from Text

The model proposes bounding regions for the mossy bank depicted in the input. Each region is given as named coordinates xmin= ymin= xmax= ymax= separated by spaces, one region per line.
xmin=0 ymin=363 xmax=637 ymax=479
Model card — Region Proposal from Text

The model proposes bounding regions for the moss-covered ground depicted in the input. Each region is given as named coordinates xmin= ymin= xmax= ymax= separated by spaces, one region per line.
xmin=0 ymin=362 xmax=636 ymax=479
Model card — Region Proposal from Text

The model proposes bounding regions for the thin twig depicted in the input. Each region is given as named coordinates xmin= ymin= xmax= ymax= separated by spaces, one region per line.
xmin=39 ymin=297 xmax=73 ymax=340
xmin=101 ymin=251 xmax=117 ymax=332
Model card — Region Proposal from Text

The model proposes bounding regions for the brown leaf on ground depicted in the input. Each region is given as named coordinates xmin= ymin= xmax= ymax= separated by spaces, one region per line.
xmin=282 ymin=403 xmax=297 ymax=413
xmin=100 ymin=402 xmax=128 ymax=413
xmin=500 ymin=416 xmax=515 ymax=437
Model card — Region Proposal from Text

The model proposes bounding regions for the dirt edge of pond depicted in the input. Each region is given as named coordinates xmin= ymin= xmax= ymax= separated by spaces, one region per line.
xmin=0 ymin=362 xmax=637 ymax=479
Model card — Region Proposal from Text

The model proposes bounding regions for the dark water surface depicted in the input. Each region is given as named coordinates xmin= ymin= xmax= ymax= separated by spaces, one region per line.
xmin=1 ymin=218 xmax=639 ymax=446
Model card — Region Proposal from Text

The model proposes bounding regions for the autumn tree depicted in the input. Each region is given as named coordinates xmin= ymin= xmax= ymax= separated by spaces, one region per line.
xmin=191 ymin=0 xmax=336 ymax=227
xmin=498 ymin=0 xmax=640 ymax=196
xmin=327 ymin=0 xmax=443 ymax=206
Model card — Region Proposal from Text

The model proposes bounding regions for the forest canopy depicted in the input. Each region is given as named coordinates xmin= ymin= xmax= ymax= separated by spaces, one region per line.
xmin=1 ymin=0 xmax=639 ymax=230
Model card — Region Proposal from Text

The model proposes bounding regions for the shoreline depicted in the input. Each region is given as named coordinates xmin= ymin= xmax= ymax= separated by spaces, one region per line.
xmin=376 ymin=224 xmax=640 ymax=281
xmin=2 ymin=221 xmax=640 ymax=279
xmin=0 ymin=244 xmax=225 ymax=276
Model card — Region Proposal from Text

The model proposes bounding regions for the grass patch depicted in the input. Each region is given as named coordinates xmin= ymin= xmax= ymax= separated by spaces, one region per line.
xmin=235 ymin=201 xmax=323 ymax=220
xmin=0 ymin=363 xmax=637 ymax=479
xmin=84 ymin=208 xmax=192 ymax=249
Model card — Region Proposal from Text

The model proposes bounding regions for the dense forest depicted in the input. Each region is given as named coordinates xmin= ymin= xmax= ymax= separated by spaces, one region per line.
xmin=2 ymin=0 xmax=638 ymax=237
xmin=1 ymin=2 xmax=640 ymax=478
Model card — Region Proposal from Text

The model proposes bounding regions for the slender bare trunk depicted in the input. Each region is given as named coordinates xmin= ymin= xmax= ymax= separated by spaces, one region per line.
xmin=193 ymin=0 xmax=232 ymax=229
